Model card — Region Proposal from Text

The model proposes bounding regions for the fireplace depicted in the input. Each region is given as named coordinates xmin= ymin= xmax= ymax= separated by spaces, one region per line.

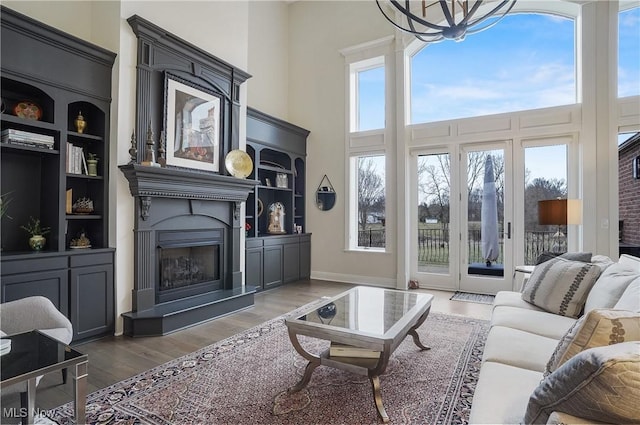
xmin=157 ymin=230 xmax=223 ymax=303
xmin=120 ymin=165 xmax=256 ymax=337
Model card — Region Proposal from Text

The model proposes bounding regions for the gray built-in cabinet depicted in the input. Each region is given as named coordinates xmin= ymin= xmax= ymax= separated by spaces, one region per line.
xmin=245 ymin=108 xmax=311 ymax=290
xmin=0 ymin=7 xmax=116 ymax=342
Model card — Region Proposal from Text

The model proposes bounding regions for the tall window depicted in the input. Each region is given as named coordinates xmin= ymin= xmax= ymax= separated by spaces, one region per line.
xmin=410 ymin=13 xmax=576 ymax=124
xmin=356 ymin=65 xmax=385 ymax=131
xmin=619 ymin=6 xmax=640 ymax=97
xmin=354 ymin=155 xmax=386 ymax=249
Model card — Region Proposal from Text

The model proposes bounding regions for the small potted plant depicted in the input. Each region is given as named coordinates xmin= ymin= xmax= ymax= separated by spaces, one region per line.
xmin=20 ymin=216 xmax=51 ymax=251
xmin=86 ymin=152 xmax=99 ymax=176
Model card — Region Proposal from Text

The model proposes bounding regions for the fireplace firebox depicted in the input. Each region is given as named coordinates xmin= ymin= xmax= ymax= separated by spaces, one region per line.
xmin=157 ymin=229 xmax=223 ymax=304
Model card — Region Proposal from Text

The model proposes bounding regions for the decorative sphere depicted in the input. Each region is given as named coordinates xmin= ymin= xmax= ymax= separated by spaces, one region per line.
xmin=317 ymin=302 xmax=337 ymax=320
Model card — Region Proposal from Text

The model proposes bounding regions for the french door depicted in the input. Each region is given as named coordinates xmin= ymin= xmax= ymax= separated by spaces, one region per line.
xmin=458 ymin=142 xmax=513 ymax=294
xmin=411 ymin=140 xmax=514 ymax=294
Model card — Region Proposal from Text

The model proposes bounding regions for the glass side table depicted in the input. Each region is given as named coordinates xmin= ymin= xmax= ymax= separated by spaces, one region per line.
xmin=0 ymin=330 xmax=88 ymax=425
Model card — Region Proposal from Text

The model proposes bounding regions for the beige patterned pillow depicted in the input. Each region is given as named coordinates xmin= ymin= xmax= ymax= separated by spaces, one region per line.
xmin=525 ymin=341 xmax=640 ymax=425
xmin=545 ymin=309 xmax=640 ymax=376
xmin=521 ymin=258 xmax=602 ymax=317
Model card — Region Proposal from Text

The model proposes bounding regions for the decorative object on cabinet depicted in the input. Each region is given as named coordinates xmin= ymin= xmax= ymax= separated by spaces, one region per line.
xmin=164 ymin=75 xmax=221 ymax=173
xmin=316 ymin=174 xmax=336 ymax=211
xmin=157 ymin=130 xmax=166 ymax=167
xmin=69 ymin=231 xmax=91 ymax=249
xmin=128 ymin=131 xmax=138 ymax=164
xmin=276 ymin=173 xmax=288 ymax=188
xmin=1 ymin=192 xmax=13 ymax=219
xmin=267 ymin=202 xmax=286 ymax=234
xmin=72 ymin=197 xmax=94 ymax=214
xmin=20 ymin=216 xmax=50 ymax=251
xmin=13 ymin=100 xmax=41 ymax=120
xmin=141 ymin=122 xmax=159 ymax=167
xmin=257 ymin=198 xmax=264 ymax=217
xmin=225 ymin=149 xmax=253 ymax=178
xmin=74 ymin=111 xmax=86 ymax=133
xmin=265 ymin=178 xmax=272 ymax=187
xmin=86 ymin=152 xmax=98 ymax=176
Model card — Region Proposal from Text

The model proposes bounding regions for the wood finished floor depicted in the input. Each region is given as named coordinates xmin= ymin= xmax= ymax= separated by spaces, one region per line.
xmin=1 ymin=280 xmax=492 ymax=420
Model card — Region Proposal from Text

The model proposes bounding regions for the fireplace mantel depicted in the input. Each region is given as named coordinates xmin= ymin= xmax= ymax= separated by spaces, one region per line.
xmin=120 ymin=163 xmax=256 ymax=201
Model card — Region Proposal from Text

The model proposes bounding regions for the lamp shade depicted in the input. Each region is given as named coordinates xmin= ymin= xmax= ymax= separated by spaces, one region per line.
xmin=538 ymin=199 xmax=567 ymax=226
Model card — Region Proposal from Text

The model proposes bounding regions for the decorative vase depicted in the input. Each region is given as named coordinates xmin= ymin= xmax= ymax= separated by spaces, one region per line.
xmin=29 ymin=235 xmax=46 ymax=251
xmin=74 ymin=111 xmax=86 ymax=133
xmin=87 ymin=159 xmax=98 ymax=176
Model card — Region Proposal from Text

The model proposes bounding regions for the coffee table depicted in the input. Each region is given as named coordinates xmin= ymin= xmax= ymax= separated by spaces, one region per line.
xmin=284 ymin=286 xmax=433 ymax=422
xmin=0 ymin=330 xmax=88 ymax=425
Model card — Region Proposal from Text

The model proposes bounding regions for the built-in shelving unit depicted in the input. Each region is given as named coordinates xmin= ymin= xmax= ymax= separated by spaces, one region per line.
xmin=0 ymin=6 xmax=116 ymax=341
xmin=245 ymin=108 xmax=311 ymax=291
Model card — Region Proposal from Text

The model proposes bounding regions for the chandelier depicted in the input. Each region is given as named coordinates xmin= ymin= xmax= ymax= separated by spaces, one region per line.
xmin=376 ymin=0 xmax=517 ymax=43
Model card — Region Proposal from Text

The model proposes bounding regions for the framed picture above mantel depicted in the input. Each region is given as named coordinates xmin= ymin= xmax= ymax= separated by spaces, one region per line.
xmin=164 ymin=74 xmax=221 ymax=173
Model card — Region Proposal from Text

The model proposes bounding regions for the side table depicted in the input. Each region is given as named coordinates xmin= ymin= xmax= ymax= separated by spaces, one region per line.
xmin=0 ymin=330 xmax=87 ymax=425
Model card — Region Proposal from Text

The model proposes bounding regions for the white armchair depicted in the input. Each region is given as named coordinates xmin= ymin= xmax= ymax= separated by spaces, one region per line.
xmin=0 ymin=296 xmax=74 ymax=415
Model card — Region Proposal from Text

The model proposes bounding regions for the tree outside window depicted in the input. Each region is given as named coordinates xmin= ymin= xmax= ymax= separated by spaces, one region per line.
xmin=357 ymin=155 xmax=385 ymax=248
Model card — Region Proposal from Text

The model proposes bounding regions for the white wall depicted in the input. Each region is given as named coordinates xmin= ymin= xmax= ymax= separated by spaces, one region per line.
xmin=247 ymin=1 xmax=289 ymax=118
xmin=288 ymin=1 xmax=399 ymax=286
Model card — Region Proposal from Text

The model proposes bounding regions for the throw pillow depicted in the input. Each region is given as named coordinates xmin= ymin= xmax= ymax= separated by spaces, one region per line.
xmin=614 ymin=277 xmax=640 ymax=312
xmin=524 ymin=341 xmax=640 ymax=425
xmin=535 ymin=251 xmax=592 ymax=265
xmin=545 ymin=309 xmax=640 ymax=376
xmin=521 ymin=258 xmax=602 ymax=318
xmin=584 ymin=262 xmax=639 ymax=313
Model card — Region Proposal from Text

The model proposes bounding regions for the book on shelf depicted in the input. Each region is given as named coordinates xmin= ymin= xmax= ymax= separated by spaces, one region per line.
xmin=329 ymin=343 xmax=381 ymax=359
xmin=1 ymin=138 xmax=54 ymax=149
xmin=1 ymin=128 xmax=54 ymax=143
xmin=66 ymin=143 xmax=86 ymax=174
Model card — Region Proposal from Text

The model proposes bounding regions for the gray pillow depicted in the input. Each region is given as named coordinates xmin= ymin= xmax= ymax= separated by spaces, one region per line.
xmin=525 ymin=341 xmax=640 ymax=424
xmin=521 ymin=257 xmax=603 ymax=318
xmin=535 ymin=251 xmax=592 ymax=265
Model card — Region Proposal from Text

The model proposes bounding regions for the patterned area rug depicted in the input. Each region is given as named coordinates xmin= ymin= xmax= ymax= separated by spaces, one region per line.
xmin=47 ymin=311 xmax=489 ymax=425
xmin=450 ymin=292 xmax=496 ymax=305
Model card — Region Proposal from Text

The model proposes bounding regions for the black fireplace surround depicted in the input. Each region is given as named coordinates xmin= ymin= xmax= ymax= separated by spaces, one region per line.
xmin=120 ymin=16 xmax=255 ymax=336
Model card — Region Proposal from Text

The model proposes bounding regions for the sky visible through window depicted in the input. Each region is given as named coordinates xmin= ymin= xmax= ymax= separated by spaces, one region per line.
xmin=355 ymin=8 xmax=639 ymax=181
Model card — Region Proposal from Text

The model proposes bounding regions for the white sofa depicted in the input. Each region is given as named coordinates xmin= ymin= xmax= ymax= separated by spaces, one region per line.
xmin=469 ymin=254 xmax=640 ymax=424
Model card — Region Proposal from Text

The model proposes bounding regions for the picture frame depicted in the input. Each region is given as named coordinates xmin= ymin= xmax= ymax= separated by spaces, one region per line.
xmin=165 ymin=75 xmax=221 ymax=172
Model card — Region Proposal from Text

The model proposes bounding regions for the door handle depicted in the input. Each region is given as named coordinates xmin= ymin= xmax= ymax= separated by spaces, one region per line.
xmin=506 ymin=222 xmax=511 ymax=239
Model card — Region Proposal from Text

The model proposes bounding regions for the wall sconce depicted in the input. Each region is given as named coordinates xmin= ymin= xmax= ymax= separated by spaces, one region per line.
xmin=633 ymin=155 xmax=640 ymax=179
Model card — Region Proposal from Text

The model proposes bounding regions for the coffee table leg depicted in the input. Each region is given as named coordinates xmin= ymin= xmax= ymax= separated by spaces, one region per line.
xmin=369 ymin=375 xmax=389 ymax=423
xmin=408 ymin=306 xmax=432 ymax=351
xmin=73 ymin=360 xmax=88 ymax=424
xmin=26 ymin=377 xmax=36 ymax=425
xmin=287 ymin=329 xmax=320 ymax=393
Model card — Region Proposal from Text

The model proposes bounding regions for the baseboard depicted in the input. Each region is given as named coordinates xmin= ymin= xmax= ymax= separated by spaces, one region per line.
xmin=310 ymin=270 xmax=396 ymax=288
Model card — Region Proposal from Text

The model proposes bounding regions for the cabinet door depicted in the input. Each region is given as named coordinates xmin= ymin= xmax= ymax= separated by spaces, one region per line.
xmin=246 ymin=247 xmax=264 ymax=290
xmin=300 ymin=239 xmax=311 ymax=279
xmin=263 ymin=245 xmax=283 ymax=289
xmin=1 ymin=269 xmax=69 ymax=316
xmin=283 ymin=241 xmax=300 ymax=283
xmin=70 ymin=264 xmax=114 ymax=341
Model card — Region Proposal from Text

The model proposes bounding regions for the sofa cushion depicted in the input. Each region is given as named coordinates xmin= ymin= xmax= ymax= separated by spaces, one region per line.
xmin=491 ymin=306 xmax=577 ymax=339
xmin=614 ymin=277 xmax=640 ymax=312
xmin=619 ymin=254 xmax=640 ymax=272
xmin=493 ymin=291 xmax=545 ymax=311
xmin=468 ymin=361 xmax=543 ymax=425
xmin=521 ymin=258 xmax=602 ymax=318
xmin=524 ymin=341 xmax=640 ymax=425
xmin=482 ymin=326 xmax=558 ymax=371
xmin=584 ymin=262 xmax=639 ymax=313
xmin=545 ymin=309 xmax=640 ymax=376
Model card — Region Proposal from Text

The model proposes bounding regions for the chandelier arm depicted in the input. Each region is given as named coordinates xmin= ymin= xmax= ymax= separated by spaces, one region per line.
xmin=388 ymin=0 xmax=447 ymax=34
xmin=464 ymin=4 xmax=516 ymax=35
xmin=465 ymin=0 xmax=515 ymax=27
xmin=455 ymin=0 xmax=486 ymax=26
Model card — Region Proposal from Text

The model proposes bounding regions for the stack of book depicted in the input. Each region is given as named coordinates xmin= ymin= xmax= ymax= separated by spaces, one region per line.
xmin=329 ymin=342 xmax=380 ymax=359
xmin=66 ymin=142 xmax=87 ymax=175
xmin=1 ymin=128 xmax=54 ymax=149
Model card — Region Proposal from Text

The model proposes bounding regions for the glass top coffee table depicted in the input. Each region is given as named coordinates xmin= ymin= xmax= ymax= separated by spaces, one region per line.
xmin=285 ymin=286 xmax=434 ymax=423
xmin=0 ymin=330 xmax=88 ymax=425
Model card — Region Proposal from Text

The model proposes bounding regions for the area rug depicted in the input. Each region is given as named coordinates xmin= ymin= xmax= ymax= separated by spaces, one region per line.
xmin=46 ymin=310 xmax=489 ymax=425
xmin=450 ymin=291 xmax=495 ymax=305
